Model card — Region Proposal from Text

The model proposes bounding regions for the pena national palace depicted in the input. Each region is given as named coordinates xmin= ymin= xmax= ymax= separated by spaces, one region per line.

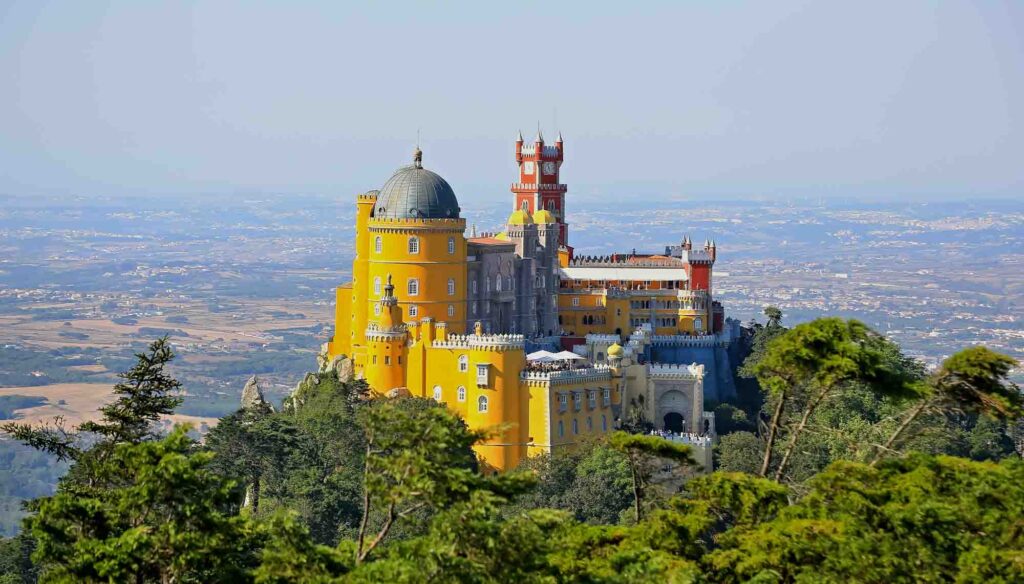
xmin=321 ymin=131 xmax=742 ymax=472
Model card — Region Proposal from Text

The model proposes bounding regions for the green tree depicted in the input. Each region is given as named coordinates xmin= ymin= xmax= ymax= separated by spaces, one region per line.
xmin=753 ymin=318 xmax=915 ymax=480
xmin=27 ymin=426 xmax=255 ymax=584
xmin=355 ymin=397 xmax=508 ymax=563
xmin=2 ymin=337 xmax=184 ymax=488
xmin=763 ymin=306 xmax=783 ymax=328
xmin=873 ymin=346 xmax=1022 ymax=465
xmin=608 ymin=432 xmax=697 ymax=522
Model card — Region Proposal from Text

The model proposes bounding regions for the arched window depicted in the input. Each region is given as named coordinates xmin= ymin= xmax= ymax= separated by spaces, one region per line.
xmin=407 ymin=279 xmax=419 ymax=296
xmin=458 ymin=355 xmax=469 ymax=372
xmin=694 ymin=317 xmax=703 ymax=331
xmin=447 ymin=278 xmax=455 ymax=295
xmin=408 ymin=236 xmax=419 ymax=255
xmin=448 ymin=237 xmax=455 ymax=255
xmin=495 ymin=274 xmax=502 ymax=292
xmin=547 ymin=200 xmax=555 ymax=211
xmin=558 ymin=420 xmax=564 ymax=437
xmin=373 ymin=277 xmax=381 ymax=296
xmin=408 ymin=305 xmax=418 ymax=317
xmin=572 ymin=419 xmax=578 ymax=435
xmin=521 ymin=200 xmax=529 ymax=212
xmin=477 ymin=395 xmax=488 ymax=412
xmin=457 ymin=386 xmax=466 ymax=402
xmin=447 ymin=304 xmax=455 ymax=317
xmin=374 ymin=236 xmax=382 ymax=253
xmin=433 ymin=386 xmax=442 ymax=401
xmin=471 ymin=280 xmax=478 ymax=295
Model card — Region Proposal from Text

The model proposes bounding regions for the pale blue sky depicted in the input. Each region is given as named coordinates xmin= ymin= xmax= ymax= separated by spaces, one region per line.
xmin=1 ymin=1 xmax=1021 ymax=201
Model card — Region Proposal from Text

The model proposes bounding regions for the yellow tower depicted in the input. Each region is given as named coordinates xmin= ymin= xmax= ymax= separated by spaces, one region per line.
xmin=364 ymin=274 xmax=409 ymax=394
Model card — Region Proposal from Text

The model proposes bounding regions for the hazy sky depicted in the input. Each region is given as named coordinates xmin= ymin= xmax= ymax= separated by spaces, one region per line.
xmin=1 ymin=1 xmax=1021 ymax=202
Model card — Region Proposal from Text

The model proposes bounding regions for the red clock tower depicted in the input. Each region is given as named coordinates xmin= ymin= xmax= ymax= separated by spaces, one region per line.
xmin=512 ymin=129 xmax=570 ymax=249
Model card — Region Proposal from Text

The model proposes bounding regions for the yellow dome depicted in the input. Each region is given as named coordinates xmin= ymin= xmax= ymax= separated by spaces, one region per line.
xmin=495 ymin=231 xmax=510 ymax=240
xmin=607 ymin=343 xmax=624 ymax=357
xmin=507 ymin=209 xmax=534 ymax=225
xmin=533 ymin=209 xmax=556 ymax=223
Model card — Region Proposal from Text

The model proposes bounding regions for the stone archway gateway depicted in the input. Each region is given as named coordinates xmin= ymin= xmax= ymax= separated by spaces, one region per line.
xmin=663 ymin=412 xmax=684 ymax=433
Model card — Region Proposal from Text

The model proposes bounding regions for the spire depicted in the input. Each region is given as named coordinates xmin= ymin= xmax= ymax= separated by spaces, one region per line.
xmin=535 ymin=121 xmax=544 ymax=143
xmin=556 ymin=131 xmax=563 ymax=143
xmin=516 ymin=129 xmax=524 ymax=142
xmin=413 ymin=146 xmax=423 ymax=169
xmin=471 ymin=223 xmax=477 ymax=237
xmin=381 ymin=273 xmax=397 ymax=307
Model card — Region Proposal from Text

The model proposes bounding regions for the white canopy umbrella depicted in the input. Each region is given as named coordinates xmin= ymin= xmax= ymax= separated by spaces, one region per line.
xmin=526 ymin=350 xmax=557 ymax=362
xmin=552 ymin=350 xmax=586 ymax=361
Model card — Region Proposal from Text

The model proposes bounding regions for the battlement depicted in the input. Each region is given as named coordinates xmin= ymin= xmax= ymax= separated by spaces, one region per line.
xmin=647 ymin=362 xmax=704 ymax=379
xmin=650 ymin=334 xmax=729 ymax=347
xmin=585 ymin=334 xmax=621 ymax=344
xmin=431 ymin=332 xmax=525 ymax=351
xmin=357 ymin=192 xmax=380 ymax=202
xmin=567 ymin=254 xmax=685 ymax=268
xmin=365 ymin=322 xmax=408 ymax=340
xmin=522 ymin=364 xmax=613 ymax=386
xmin=510 ymin=182 xmax=567 ymax=192
xmin=368 ymin=217 xmax=467 ymax=231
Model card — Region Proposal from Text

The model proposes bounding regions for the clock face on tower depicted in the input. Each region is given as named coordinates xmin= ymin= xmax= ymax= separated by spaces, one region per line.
xmin=542 ymin=161 xmax=556 ymax=175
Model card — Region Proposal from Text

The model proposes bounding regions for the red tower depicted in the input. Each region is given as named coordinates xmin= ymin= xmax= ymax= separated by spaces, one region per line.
xmin=512 ymin=129 xmax=569 ymax=248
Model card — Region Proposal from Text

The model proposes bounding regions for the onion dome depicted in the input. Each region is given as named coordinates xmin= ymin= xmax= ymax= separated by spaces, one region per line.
xmin=507 ymin=209 xmax=534 ymax=225
xmin=533 ymin=209 xmax=556 ymax=224
xmin=607 ymin=343 xmax=624 ymax=357
xmin=374 ymin=150 xmax=460 ymax=220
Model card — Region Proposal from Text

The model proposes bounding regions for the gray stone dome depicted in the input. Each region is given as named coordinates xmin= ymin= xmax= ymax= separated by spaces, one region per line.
xmin=374 ymin=161 xmax=460 ymax=220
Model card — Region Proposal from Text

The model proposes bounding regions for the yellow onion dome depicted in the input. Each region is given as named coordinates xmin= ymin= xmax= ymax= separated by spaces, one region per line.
xmin=607 ymin=343 xmax=624 ymax=357
xmin=507 ymin=209 xmax=534 ymax=225
xmin=533 ymin=209 xmax=556 ymax=223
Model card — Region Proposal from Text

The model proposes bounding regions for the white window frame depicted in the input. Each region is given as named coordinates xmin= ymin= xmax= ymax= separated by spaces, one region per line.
xmin=433 ymin=385 xmax=442 ymax=401
xmin=374 ymin=236 xmax=382 ymax=253
xmin=374 ymin=305 xmax=381 ymax=316
xmin=373 ymin=277 xmax=381 ymax=296
xmin=603 ymin=388 xmax=611 ymax=406
xmin=408 ymin=304 xmax=418 ymax=317
xmin=476 ymin=363 xmax=489 ymax=386
xmin=572 ymin=296 xmax=580 ymax=306
xmin=458 ymin=355 xmax=469 ymax=372
xmin=407 ymin=279 xmax=419 ymax=296
xmin=457 ymin=386 xmax=466 ymax=402
xmin=448 ymin=278 xmax=456 ymax=295
xmin=447 ymin=304 xmax=455 ymax=317
xmin=477 ymin=395 xmax=489 ymax=412
xmin=448 ymin=237 xmax=455 ymax=254
xmin=408 ymin=236 xmax=419 ymax=254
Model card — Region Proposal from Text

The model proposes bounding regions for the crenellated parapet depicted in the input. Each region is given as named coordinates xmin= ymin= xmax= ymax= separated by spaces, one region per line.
xmin=650 ymin=334 xmax=730 ymax=348
xmin=585 ymin=333 xmax=621 ymax=344
xmin=521 ymin=364 xmax=613 ymax=386
xmin=431 ymin=332 xmax=525 ymax=351
xmin=365 ymin=322 xmax=408 ymax=341
xmin=648 ymin=362 xmax=705 ymax=379
xmin=567 ymin=255 xmax=685 ymax=268
xmin=367 ymin=216 xmax=467 ymax=234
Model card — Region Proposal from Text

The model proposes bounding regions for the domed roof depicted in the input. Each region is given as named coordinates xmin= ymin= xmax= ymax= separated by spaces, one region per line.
xmin=507 ymin=209 xmax=534 ymax=225
xmin=374 ymin=153 xmax=460 ymax=220
xmin=607 ymin=343 xmax=624 ymax=357
xmin=533 ymin=209 xmax=555 ymax=224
